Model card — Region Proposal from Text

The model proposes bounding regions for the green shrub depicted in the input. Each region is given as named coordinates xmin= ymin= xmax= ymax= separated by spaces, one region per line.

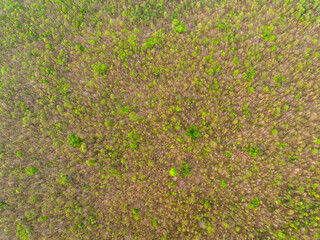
xmin=220 ymin=179 xmax=228 ymax=188
xmin=278 ymin=231 xmax=286 ymax=239
xmin=225 ymin=151 xmax=233 ymax=158
xmin=249 ymin=198 xmax=260 ymax=208
xmin=25 ymin=167 xmax=37 ymax=175
xmin=132 ymin=208 xmax=140 ymax=214
xmin=172 ymin=19 xmax=187 ymax=33
xmin=152 ymin=218 xmax=159 ymax=228
xmin=169 ymin=168 xmax=178 ymax=177
xmin=38 ymin=216 xmax=48 ymax=222
xmin=68 ymin=134 xmax=82 ymax=148
xmin=16 ymin=151 xmax=23 ymax=157
xmin=180 ymin=161 xmax=191 ymax=177
xmin=80 ymin=143 xmax=87 ymax=152
xmin=16 ymin=223 xmax=31 ymax=240
xmin=60 ymin=174 xmax=72 ymax=185
xmin=127 ymin=129 xmax=139 ymax=149
xmin=185 ymin=124 xmax=200 ymax=139
xmin=248 ymin=147 xmax=259 ymax=158
xmin=270 ymin=128 xmax=278 ymax=135
xmin=86 ymin=159 xmax=95 ymax=167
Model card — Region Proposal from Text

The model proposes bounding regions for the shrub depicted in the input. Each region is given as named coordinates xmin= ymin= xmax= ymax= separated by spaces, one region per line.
xmin=86 ymin=159 xmax=95 ymax=167
xmin=80 ymin=143 xmax=87 ymax=152
xmin=248 ymin=147 xmax=259 ymax=158
xmin=16 ymin=151 xmax=23 ymax=157
xmin=180 ymin=161 xmax=191 ymax=177
xmin=16 ymin=223 xmax=31 ymax=240
xmin=25 ymin=167 xmax=37 ymax=175
xmin=152 ymin=218 xmax=159 ymax=228
xmin=169 ymin=168 xmax=178 ymax=177
xmin=225 ymin=151 xmax=233 ymax=158
xmin=68 ymin=134 xmax=82 ymax=148
xmin=60 ymin=174 xmax=72 ymax=185
xmin=185 ymin=124 xmax=200 ymax=139
xmin=172 ymin=19 xmax=187 ymax=33
xmin=132 ymin=208 xmax=140 ymax=214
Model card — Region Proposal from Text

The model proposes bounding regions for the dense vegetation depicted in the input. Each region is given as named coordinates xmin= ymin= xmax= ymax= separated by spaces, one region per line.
xmin=1 ymin=0 xmax=320 ymax=239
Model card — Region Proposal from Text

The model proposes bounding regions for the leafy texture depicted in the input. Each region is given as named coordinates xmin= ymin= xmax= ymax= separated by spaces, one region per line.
xmin=1 ymin=0 xmax=320 ymax=239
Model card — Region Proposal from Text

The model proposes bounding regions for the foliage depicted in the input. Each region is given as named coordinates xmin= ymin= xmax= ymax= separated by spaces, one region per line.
xmin=180 ymin=161 xmax=191 ymax=177
xmin=132 ymin=208 xmax=140 ymax=214
xmin=86 ymin=158 xmax=95 ymax=167
xmin=172 ymin=19 xmax=187 ymax=33
xmin=152 ymin=218 xmax=159 ymax=228
xmin=25 ymin=167 xmax=37 ymax=175
xmin=16 ymin=223 xmax=31 ymax=240
xmin=185 ymin=124 xmax=200 ymax=139
xmin=1 ymin=0 xmax=319 ymax=239
xmin=169 ymin=168 xmax=178 ymax=177
xmin=68 ymin=134 xmax=82 ymax=148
